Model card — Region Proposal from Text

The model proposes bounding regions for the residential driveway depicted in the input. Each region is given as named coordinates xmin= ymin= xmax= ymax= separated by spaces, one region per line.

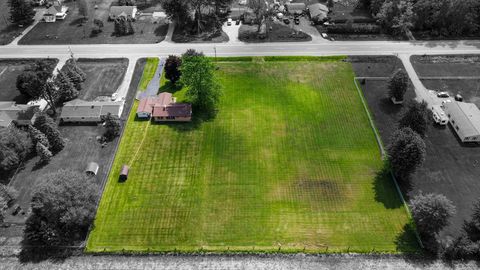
xmin=223 ymin=22 xmax=242 ymax=44
xmin=291 ymin=17 xmax=326 ymax=42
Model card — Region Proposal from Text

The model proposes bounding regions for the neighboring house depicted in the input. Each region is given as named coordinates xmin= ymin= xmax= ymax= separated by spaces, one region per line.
xmin=0 ymin=102 xmax=39 ymax=128
xmin=60 ymin=100 xmax=124 ymax=123
xmin=136 ymin=92 xmax=192 ymax=122
xmin=285 ymin=3 xmax=306 ymax=15
xmin=109 ymin=6 xmax=138 ymax=21
xmin=308 ymin=3 xmax=329 ymax=24
xmin=43 ymin=0 xmax=69 ymax=22
xmin=444 ymin=101 xmax=480 ymax=143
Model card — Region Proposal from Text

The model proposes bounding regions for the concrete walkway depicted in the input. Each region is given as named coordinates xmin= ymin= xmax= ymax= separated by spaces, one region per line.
xmin=164 ymin=22 xmax=175 ymax=43
xmin=9 ymin=8 xmax=45 ymax=46
xmin=115 ymin=57 xmax=140 ymax=102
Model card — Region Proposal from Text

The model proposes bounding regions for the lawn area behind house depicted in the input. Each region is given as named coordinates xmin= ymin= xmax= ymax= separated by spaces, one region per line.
xmin=87 ymin=57 xmax=417 ymax=253
xmin=20 ymin=0 xmax=168 ymax=45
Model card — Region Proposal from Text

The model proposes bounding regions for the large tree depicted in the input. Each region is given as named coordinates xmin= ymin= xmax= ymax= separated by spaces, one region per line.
xmin=8 ymin=0 xmax=35 ymax=26
xmin=16 ymin=71 xmax=43 ymax=99
xmin=387 ymin=127 xmax=426 ymax=181
xmin=398 ymin=101 xmax=429 ymax=137
xmin=388 ymin=68 xmax=409 ymax=102
xmin=24 ymin=170 xmax=99 ymax=246
xmin=0 ymin=126 xmax=32 ymax=171
xmin=376 ymin=0 xmax=414 ymax=35
xmin=410 ymin=193 xmax=456 ymax=237
xmin=55 ymin=69 xmax=78 ymax=102
xmin=162 ymin=0 xmax=191 ymax=27
xmin=181 ymin=53 xmax=221 ymax=114
xmin=164 ymin=55 xmax=182 ymax=85
xmin=248 ymin=0 xmax=268 ymax=32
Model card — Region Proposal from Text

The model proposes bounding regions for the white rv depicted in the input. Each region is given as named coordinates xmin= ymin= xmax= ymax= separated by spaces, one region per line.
xmin=432 ymin=105 xmax=448 ymax=125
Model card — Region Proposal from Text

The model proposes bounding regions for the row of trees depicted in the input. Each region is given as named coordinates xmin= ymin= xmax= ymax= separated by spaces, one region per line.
xmin=364 ymin=0 xmax=480 ymax=37
xmin=162 ymin=0 xmax=233 ymax=34
xmin=0 ymin=113 xmax=65 ymax=172
xmin=17 ymin=59 xmax=86 ymax=114
xmin=164 ymin=50 xmax=222 ymax=116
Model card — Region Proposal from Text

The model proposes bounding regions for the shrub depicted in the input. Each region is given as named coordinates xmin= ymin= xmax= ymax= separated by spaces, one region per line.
xmin=165 ymin=55 xmax=182 ymax=85
xmin=103 ymin=113 xmax=121 ymax=142
xmin=326 ymin=23 xmax=381 ymax=34
xmin=36 ymin=142 xmax=52 ymax=165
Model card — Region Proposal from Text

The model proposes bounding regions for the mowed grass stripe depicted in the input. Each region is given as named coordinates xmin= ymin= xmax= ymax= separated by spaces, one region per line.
xmin=87 ymin=58 xmax=418 ymax=253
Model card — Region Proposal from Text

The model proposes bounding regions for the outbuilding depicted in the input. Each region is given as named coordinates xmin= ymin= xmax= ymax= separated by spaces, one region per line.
xmin=444 ymin=101 xmax=480 ymax=142
xmin=60 ymin=100 xmax=123 ymax=123
xmin=119 ymin=165 xmax=129 ymax=182
xmin=86 ymin=162 xmax=99 ymax=177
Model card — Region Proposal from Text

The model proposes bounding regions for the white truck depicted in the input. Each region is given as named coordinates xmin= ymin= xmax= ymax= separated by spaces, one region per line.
xmin=432 ymin=105 xmax=448 ymax=125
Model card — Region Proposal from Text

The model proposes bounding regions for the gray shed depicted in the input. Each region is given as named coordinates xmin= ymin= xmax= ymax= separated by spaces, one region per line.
xmin=86 ymin=162 xmax=99 ymax=176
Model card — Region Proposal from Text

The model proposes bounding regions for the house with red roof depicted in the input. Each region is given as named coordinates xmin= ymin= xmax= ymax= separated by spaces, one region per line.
xmin=137 ymin=92 xmax=192 ymax=122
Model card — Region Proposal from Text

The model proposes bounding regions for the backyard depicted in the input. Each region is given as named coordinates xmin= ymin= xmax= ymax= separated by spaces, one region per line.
xmin=86 ymin=57 xmax=417 ymax=253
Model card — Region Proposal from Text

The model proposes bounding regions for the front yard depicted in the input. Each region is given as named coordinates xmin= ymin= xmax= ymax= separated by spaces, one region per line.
xmin=86 ymin=56 xmax=417 ymax=253
xmin=19 ymin=0 xmax=168 ymax=45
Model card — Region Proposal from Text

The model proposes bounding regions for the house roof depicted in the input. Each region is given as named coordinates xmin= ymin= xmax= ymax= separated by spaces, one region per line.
xmin=86 ymin=162 xmax=99 ymax=174
xmin=137 ymin=92 xmax=173 ymax=113
xmin=0 ymin=103 xmax=39 ymax=127
xmin=445 ymin=102 xmax=480 ymax=137
xmin=109 ymin=6 xmax=137 ymax=17
xmin=61 ymin=100 xmax=123 ymax=119
xmin=152 ymin=103 xmax=192 ymax=118
xmin=308 ymin=3 xmax=329 ymax=18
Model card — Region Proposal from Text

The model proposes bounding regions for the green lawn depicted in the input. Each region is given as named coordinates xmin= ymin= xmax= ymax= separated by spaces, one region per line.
xmin=86 ymin=57 xmax=418 ymax=253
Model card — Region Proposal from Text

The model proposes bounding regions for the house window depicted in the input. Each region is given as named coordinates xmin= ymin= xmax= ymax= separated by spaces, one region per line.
xmin=167 ymin=116 xmax=175 ymax=120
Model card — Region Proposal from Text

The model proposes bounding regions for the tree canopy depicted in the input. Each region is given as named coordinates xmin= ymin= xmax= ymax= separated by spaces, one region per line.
xmin=164 ymin=55 xmax=182 ymax=85
xmin=181 ymin=53 xmax=221 ymax=115
xmin=398 ymin=101 xmax=429 ymax=137
xmin=8 ymin=0 xmax=35 ymax=26
xmin=388 ymin=69 xmax=409 ymax=102
xmin=410 ymin=192 xmax=456 ymax=247
xmin=387 ymin=127 xmax=426 ymax=181
xmin=24 ymin=170 xmax=99 ymax=246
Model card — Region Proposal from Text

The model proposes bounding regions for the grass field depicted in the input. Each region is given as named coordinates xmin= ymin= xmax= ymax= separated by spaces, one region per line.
xmin=86 ymin=57 xmax=418 ymax=253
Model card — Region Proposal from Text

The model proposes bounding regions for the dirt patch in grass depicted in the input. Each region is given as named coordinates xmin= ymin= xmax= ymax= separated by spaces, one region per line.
xmin=61 ymin=58 xmax=129 ymax=101
xmin=239 ymin=22 xmax=311 ymax=43
xmin=0 ymin=58 xmax=58 ymax=103
xmin=19 ymin=1 xmax=168 ymax=45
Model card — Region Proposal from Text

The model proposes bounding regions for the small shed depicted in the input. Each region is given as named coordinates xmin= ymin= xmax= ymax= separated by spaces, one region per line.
xmin=86 ymin=162 xmax=99 ymax=176
xmin=119 ymin=165 xmax=129 ymax=181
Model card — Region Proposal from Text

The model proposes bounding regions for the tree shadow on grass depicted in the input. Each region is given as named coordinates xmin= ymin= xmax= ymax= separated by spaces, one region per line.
xmin=159 ymin=81 xmax=183 ymax=95
xmin=395 ymin=222 xmax=423 ymax=254
xmin=374 ymin=162 xmax=404 ymax=209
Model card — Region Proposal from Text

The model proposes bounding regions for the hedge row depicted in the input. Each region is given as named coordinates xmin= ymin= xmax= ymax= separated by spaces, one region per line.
xmin=327 ymin=24 xmax=381 ymax=34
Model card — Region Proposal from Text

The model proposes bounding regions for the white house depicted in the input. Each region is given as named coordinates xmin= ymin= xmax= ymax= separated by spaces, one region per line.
xmin=444 ymin=101 xmax=480 ymax=142
xmin=43 ymin=0 xmax=68 ymax=22
xmin=109 ymin=6 xmax=138 ymax=21
xmin=60 ymin=100 xmax=124 ymax=123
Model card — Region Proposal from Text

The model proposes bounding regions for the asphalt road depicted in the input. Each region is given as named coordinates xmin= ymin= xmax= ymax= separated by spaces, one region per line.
xmin=1 ymin=40 xmax=480 ymax=59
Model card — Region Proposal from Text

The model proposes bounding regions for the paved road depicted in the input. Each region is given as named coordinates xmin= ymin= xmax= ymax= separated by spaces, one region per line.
xmin=1 ymin=40 xmax=480 ymax=59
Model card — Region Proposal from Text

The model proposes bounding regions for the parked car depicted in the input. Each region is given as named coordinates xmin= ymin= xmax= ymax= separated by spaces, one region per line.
xmin=455 ymin=94 xmax=464 ymax=101
xmin=437 ymin=91 xmax=450 ymax=98
xmin=283 ymin=18 xmax=290 ymax=24
xmin=227 ymin=18 xmax=233 ymax=26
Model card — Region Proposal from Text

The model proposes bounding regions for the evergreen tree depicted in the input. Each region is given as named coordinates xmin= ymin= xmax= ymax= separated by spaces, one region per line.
xmin=388 ymin=69 xmax=409 ymax=102
xmin=55 ymin=69 xmax=78 ymax=102
xmin=27 ymin=125 xmax=50 ymax=150
xmin=8 ymin=0 xmax=35 ymax=26
xmin=34 ymin=113 xmax=65 ymax=153
xmin=64 ymin=65 xmax=84 ymax=91
xmin=36 ymin=142 xmax=52 ymax=165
